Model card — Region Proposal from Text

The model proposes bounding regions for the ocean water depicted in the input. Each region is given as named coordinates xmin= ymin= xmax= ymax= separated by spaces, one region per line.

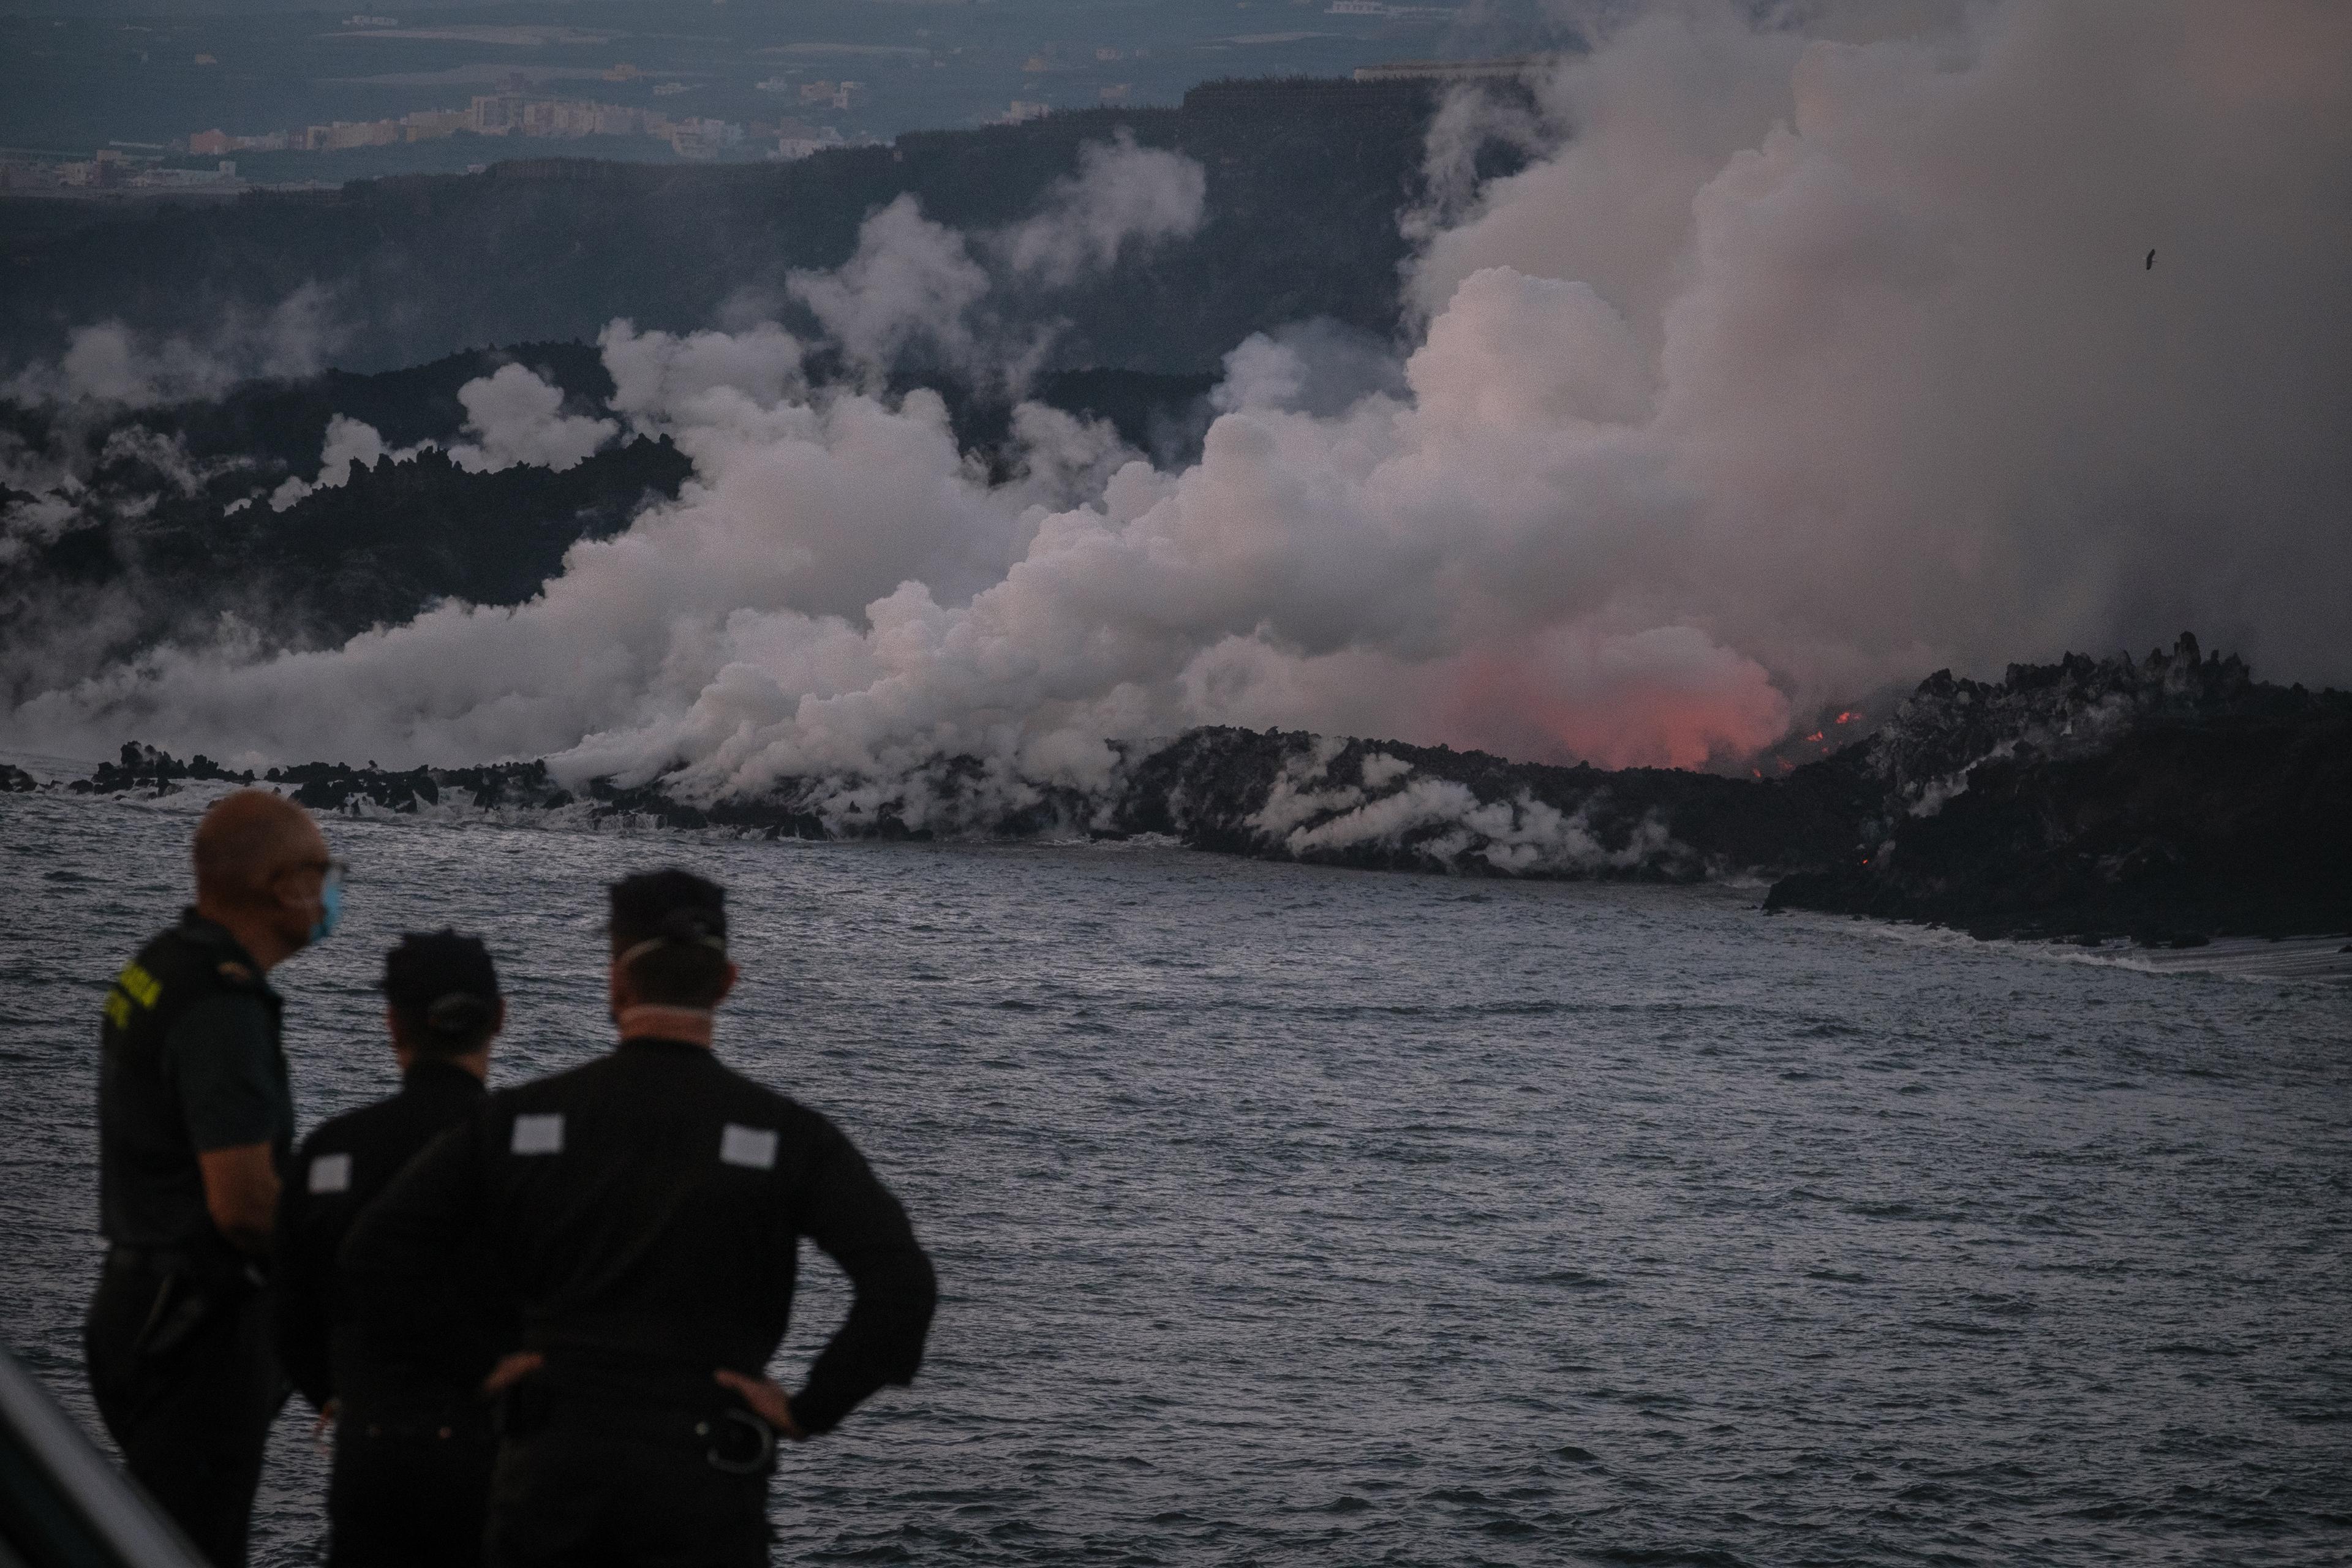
xmin=2 ymin=785 xmax=2348 ymax=1567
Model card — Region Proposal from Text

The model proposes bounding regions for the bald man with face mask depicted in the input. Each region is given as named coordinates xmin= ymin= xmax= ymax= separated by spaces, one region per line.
xmin=85 ymin=788 xmax=342 ymax=1568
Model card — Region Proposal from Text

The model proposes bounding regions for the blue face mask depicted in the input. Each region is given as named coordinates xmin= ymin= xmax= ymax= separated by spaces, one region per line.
xmin=309 ymin=867 xmax=344 ymax=944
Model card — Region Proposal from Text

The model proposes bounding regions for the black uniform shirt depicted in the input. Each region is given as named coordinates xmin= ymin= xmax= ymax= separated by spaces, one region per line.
xmin=341 ymin=1036 xmax=937 ymax=1436
xmin=273 ymin=1058 xmax=496 ymax=1415
xmin=99 ymin=911 xmax=293 ymax=1254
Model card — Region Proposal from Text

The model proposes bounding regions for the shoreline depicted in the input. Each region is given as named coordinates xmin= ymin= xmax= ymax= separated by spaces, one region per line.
xmin=12 ymin=766 xmax=2345 ymax=987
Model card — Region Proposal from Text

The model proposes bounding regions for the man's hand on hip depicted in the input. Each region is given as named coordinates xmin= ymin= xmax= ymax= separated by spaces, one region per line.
xmin=714 ymin=1368 xmax=805 ymax=1441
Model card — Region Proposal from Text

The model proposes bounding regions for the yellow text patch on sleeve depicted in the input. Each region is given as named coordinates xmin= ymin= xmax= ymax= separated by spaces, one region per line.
xmin=116 ymin=964 xmax=162 ymax=1010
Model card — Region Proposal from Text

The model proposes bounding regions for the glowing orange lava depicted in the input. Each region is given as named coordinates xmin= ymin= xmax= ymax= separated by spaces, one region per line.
xmin=1442 ymin=639 xmax=1790 ymax=770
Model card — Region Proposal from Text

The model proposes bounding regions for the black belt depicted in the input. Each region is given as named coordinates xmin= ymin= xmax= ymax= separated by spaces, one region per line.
xmin=345 ymin=1413 xmax=497 ymax=1443
xmin=343 ymin=1384 xmax=497 ymax=1442
xmin=500 ymin=1382 xmax=776 ymax=1475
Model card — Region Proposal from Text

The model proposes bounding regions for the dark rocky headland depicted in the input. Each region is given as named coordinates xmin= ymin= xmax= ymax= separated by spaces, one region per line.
xmin=1761 ymin=636 xmax=2350 ymax=946
xmin=37 ymin=635 xmax=2349 ymax=949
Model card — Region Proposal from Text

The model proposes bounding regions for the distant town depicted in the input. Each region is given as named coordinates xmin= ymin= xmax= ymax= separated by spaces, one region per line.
xmin=0 ymin=1 xmax=1517 ymax=205
xmin=0 ymin=63 xmax=1176 ymax=197
xmin=178 ymin=66 xmax=870 ymax=163
xmin=0 ymin=66 xmax=886 ymax=197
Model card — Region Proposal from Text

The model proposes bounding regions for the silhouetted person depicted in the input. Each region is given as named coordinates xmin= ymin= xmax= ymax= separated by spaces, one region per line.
xmin=276 ymin=932 xmax=512 ymax=1567
xmin=342 ymin=869 xmax=937 ymax=1568
xmin=86 ymin=789 xmax=343 ymax=1567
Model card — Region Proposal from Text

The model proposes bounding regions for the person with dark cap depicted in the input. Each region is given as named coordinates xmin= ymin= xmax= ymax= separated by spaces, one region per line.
xmin=85 ymin=788 xmax=341 ymax=1568
xmin=341 ymin=869 xmax=938 ymax=1568
xmin=274 ymin=930 xmax=513 ymax=1567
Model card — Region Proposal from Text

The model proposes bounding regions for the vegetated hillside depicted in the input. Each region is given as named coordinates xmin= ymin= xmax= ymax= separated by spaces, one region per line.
xmin=0 ymin=434 xmax=693 ymax=690
xmin=0 ymin=80 xmax=1481 ymax=375
xmin=0 ymin=343 xmax=1215 ymax=686
xmin=0 ymin=341 xmax=614 ymax=473
xmin=0 ymin=343 xmax=667 ymax=694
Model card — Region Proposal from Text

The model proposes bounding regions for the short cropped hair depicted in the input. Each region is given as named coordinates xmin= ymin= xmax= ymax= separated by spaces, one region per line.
xmin=382 ymin=930 xmax=502 ymax=1054
xmin=194 ymin=790 xmax=317 ymax=906
xmin=609 ymin=869 xmax=729 ymax=1008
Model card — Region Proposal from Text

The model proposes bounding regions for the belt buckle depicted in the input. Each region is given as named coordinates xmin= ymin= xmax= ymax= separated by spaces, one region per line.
xmin=698 ymin=1408 xmax=775 ymax=1475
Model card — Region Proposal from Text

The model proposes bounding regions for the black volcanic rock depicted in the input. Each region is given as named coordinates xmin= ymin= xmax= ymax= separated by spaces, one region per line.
xmin=69 ymin=742 xmax=255 ymax=796
xmin=1104 ymin=727 xmax=1870 ymax=879
xmin=1764 ymin=636 xmax=2352 ymax=941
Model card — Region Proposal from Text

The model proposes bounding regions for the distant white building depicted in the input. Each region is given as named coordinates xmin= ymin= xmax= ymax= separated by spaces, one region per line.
xmin=667 ymin=117 xmax=742 ymax=159
xmin=132 ymin=164 xmax=239 ymax=189
xmin=402 ymin=108 xmax=467 ymax=141
xmin=771 ymin=119 xmax=844 ymax=160
xmin=796 ymin=80 xmax=865 ymax=111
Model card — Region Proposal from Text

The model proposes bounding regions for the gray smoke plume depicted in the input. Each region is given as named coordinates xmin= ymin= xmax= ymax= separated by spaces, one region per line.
xmin=4 ymin=9 xmax=2347 ymax=807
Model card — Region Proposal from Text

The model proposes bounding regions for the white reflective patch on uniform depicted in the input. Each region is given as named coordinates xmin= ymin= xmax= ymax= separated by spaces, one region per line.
xmin=511 ymin=1113 xmax=565 ymax=1155
xmin=719 ymin=1124 xmax=778 ymax=1170
xmin=307 ymin=1153 xmax=352 ymax=1194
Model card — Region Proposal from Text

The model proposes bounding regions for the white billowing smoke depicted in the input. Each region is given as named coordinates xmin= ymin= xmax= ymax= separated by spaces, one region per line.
xmin=6 ymin=5 xmax=2350 ymax=803
xmin=447 ymin=365 xmax=618 ymax=474
xmin=601 ymin=320 xmax=807 ymax=433
xmin=265 ymin=364 xmax=612 ymax=509
xmin=1406 ymin=0 xmax=2352 ymax=702
xmin=992 ymin=130 xmax=1209 ymax=286
xmin=1 ymin=285 xmax=343 ymax=409
xmin=786 ymin=197 xmax=991 ymax=377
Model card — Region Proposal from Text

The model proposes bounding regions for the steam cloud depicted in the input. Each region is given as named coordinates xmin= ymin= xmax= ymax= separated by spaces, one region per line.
xmin=447 ymin=366 xmax=618 ymax=474
xmin=789 ymin=130 xmax=1207 ymax=385
xmin=1 ymin=285 xmax=343 ymax=409
xmin=6 ymin=3 xmax=2349 ymax=811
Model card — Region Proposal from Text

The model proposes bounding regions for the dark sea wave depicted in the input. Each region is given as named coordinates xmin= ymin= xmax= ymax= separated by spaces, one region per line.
xmin=2 ymin=788 xmax=2348 ymax=1566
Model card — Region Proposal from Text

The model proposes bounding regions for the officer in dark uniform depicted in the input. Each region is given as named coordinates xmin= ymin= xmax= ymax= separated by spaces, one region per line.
xmin=85 ymin=789 xmax=342 ymax=1568
xmin=274 ymin=930 xmax=511 ymax=1567
xmin=342 ymin=869 xmax=938 ymax=1568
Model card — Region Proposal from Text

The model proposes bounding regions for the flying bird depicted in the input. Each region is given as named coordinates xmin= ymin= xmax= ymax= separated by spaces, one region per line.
xmin=2146 ymin=249 xmax=2156 ymax=270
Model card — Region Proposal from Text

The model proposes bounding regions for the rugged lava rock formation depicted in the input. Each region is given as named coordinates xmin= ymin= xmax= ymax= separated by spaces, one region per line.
xmin=1764 ymin=636 xmax=2352 ymax=941
xmin=50 ymin=636 xmax=2350 ymax=945
xmin=1101 ymin=728 xmax=1872 ymax=880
